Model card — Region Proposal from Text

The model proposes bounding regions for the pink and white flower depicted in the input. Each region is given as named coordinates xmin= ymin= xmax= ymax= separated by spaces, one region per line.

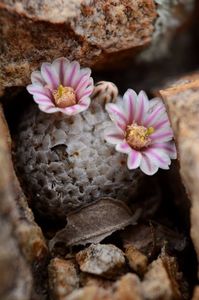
xmin=27 ymin=58 xmax=94 ymax=115
xmin=105 ymin=89 xmax=177 ymax=175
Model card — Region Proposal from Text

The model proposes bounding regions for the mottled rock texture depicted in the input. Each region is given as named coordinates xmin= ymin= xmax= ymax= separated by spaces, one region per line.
xmin=159 ymin=73 xmax=199 ymax=277
xmin=0 ymin=106 xmax=32 ymax=300
xmin=0 ymin=105 xmax=48 ymax=300
xmin=0 ymin=0 xmax=195 ymax=96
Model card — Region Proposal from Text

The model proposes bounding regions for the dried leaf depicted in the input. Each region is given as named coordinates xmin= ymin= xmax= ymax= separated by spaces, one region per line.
xmin=121 ymin=223 xmax=187 ymax=258
xmin=49 ymin=198 xmax=139 ymax=251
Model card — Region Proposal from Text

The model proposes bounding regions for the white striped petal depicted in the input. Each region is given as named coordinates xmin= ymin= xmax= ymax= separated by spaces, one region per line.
xmin=104 ymin=126 xmax=124 ymax=145
xmin=140 ymin=155 xmax=159 ymax=176
xmin=152 ymin=141 xmax=177 ymax=159
xmin=127 ymin=150 xmax=142 ymax=170
xmin=135 ymin=90 xmax=149 ymax=123
xmin=143 ymin=148 xmax=171 ymax=170
xmin=106 ymin=103 xmax=127 ymax=131
xmin=52 ymin=57 xmax=70 ymax=85
xmin=31 ymin=71 xmax=45 ymax=85
xmin=123 ymin=89 xmax=137 ymax=124
xmin=41 ymin=62 xmax=59 ymax=89
xmin=115 ymin=141 xmax=132 ymax=154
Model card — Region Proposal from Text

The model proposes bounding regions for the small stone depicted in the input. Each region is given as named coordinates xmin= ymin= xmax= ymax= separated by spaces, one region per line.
xmin=48 ymin=258 xmax=79 ymax=300
xmin=80 ymin=273 xmax=113 ymax=290
xmin=66 ymin=286 xmax=112 ymax=300
xmin=142 ymin=254 xmax=182 ymax=300
xmin=125 ymin=245 xmax=148 ymax=276
xmin=76 ymin=244 xmax=125 ymax=278
xmin=114 ymin=273 xmax=143 ymax=300
xmin=192 ymin=286 xmax=199 ymax=300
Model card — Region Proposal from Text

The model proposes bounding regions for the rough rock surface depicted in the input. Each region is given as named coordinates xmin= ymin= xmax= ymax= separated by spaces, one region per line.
xmin=0 ymin=0 xmax=195 ymax=96
xmin=142 ymin=255 xmax=182 ymax=300
xmin=0 ymin=0 xmax=157 ymax=95
xmin=0 ymin=105 xmax=32 ymax=300
xmin=0 ymin=105 xmax=48 ymax=300
xmin=125 ymin=245 xmax=148 ymax=276
xmin=159 ymin=73 xmax=199 ymax=277
xmin=76 ymin=244 xmax=125 ymax=278
xmin=48 ymin=258 xmax=79 ymax=300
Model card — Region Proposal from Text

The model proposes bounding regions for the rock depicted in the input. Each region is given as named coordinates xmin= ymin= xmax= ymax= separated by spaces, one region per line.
xmin=192 ymin=286 xmax=199 ymax=300
xmin=142 ymin=254 xmax=183 ymax=300
xmin=66 ymin=274 xmax=143 ymax=300
xmin=125 ymin=246 xmax=148 ymax=276
xmin=66 ymin=286 xmax=112 ymax=300
xmin=79 ymin=273 xmax=113 ymax=290
xmin=0 ymin=105 xmax=32 ymax=300
xmin=159 ymin=73 xmax=199 ymax=277
xmin=0 ymin=104 xmax=49 ymax=299
xmin=0 ymin=0 xmax=195 ymax=95
xmin=76 ymin=244 xmax=125 ymax=278
xmin=114 ymin=273 xmax=143 ymax=300
xmin=48 ymin=258 xmax=79 ymax=300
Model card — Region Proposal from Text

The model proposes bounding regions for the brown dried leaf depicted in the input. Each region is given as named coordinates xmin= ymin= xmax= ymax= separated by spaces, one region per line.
xmin=49 ymin=198 xmax=139 ymax=251
xmin=121 ymin=223 xmax=187 ymax=258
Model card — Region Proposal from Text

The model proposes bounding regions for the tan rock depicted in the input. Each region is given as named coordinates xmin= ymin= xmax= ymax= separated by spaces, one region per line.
xmin=66 ymin=286 xmax=113 ymax=300
xmin=0 ymin=105 xmax=32 ymax=300
xmin=114 ymin=273 xmax=143 ymax=300
xmin=0 ymin=0 xmax=157 ymax=95
xmin=0 ymin=104 xmax=49 ymax=299
xmin=192 ymin=286 xmax=199 ymax=300
xmin=159 ymin=73 xmax=199 ymax=277
xmin=125 ymin=246 xmax=148 ymax=276
xmin=76 ymin=244 xmax=125 ymax=278
xmin=80 ymin=273 xmax=113 ymax=290
xmin=0 ymin=0 xmax=195 ymax=96
xmin=48 ymin=258 xmax=79 ymax=300
xmin=142 ymin=254 xmax=182 ymax=300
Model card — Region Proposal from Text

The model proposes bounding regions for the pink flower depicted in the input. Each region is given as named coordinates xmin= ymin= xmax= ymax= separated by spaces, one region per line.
xmin=105 ymin=89 xmax=177 ymax=175
xmin=27 ymin=58 xmax=94 ymax=115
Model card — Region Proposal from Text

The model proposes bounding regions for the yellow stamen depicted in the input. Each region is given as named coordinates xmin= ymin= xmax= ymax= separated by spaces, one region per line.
xmin=53 ymin=85 xmax=76 ymax=108
xmin=125 ymin=123 xmax=154 ymax=150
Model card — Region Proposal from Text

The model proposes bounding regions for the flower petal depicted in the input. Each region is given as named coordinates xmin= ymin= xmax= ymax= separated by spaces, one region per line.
xmin=27 ymin=84 xmax=53 ymax=105
xmin=52 ymin=57 xmax=70 ymax=85
xmin=150 ymin=127 xmax=174 ymax=143
xmin=38 ymin=105 xmax=59 ymax=114
xmin=135 ymin=90 xmax=149 ymax=123
xmin=127 ymin=150 xmax=142 ymax=170
xmin=104 ymin=126 xmax=124 ymax=145
xmin=41 ymin=62 xmax=59 ymax=89
xmin=152 ymin=141 xmax=177 ymax=159
xmin=77 ymin=77 xmax=94 ymax=100
xmin=123 ymin=89 xmax=137 ymax=124
xmin=144 ymin=103 xmax=166 ymax=127
xmin=106 ymin=103 xmax=127 ymax=131
xmin=140 ymin=155 xmax=159 ymax=176
xmin=31 ymin=71 xmax=45 ymax=85
xmin=143 ymin=148 xmax=171 ymax=170
xmin=115 ymin=141 xmax=132 ymax=154
xmin=58 ymin=98 xmax=91 ymax=115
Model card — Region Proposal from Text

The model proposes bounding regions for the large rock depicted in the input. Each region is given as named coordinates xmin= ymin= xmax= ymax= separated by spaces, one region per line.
xmin=0 ymin=0 xmax=195 ymax=95
xmin=0 ymin=105 xmax=48 ymax=299
xmin=0 ymin=106 xmax=32 ymax=300
xmin=159 ymin=73 xmax=199 ymax=277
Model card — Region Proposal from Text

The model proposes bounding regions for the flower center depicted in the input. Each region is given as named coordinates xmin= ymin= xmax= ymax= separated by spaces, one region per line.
xmin=125 ymin=123 xmax=154 ymax=150
xmin=52 ymin=85 xmax=77 ymax=108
